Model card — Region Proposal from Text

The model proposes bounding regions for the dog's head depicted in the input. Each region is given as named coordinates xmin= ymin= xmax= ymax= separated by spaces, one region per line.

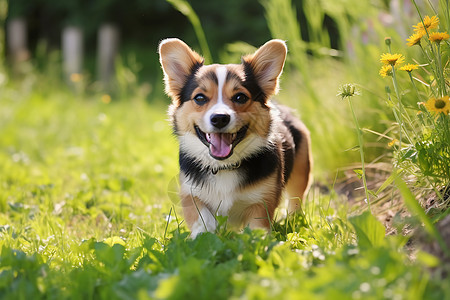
xmin=159 ymin=38 xmax=286 ymax=164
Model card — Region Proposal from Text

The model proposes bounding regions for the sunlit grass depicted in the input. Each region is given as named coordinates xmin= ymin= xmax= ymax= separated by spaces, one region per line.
xmin=0 ymin=64 xmax=448 ymax=299
xmin=0 ymin=88 xmax=179 ymax=246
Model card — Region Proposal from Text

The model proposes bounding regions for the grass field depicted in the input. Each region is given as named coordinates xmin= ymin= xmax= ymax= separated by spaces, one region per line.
xmin=0 ymin=82 xmax=448 ymax=299
xmin=1 ymin=0 xmax=450 ymax=298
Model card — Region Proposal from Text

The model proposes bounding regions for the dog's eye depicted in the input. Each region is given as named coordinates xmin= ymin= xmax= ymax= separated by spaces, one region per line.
xmin=193 ymin=94 xmax=208 ymax=105
xmin=232 ymin=93 xmax=249 ymax=104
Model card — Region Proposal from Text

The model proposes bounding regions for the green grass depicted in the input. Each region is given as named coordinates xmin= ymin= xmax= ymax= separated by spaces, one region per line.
xmin=0 ymin=83 xmax=449 ymax=299
xmin=0 ymin=89 xmax=178 ymax=240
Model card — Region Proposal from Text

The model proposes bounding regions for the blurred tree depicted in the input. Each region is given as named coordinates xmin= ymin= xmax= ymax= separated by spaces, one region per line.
xmin=7 ymin=0 xmax=35 ymax=18
xmin=3 ymin=0 xmax=342 ymax=80
xmin=0 ymin=0 xmax=6 ymax=67
xmin=6 ymin=0 xmax=34 ymax=66
xmin=51 ymin=0 xmax=94 ymax=28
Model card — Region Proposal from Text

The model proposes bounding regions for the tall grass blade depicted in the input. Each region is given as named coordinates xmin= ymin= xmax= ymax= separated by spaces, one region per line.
xmin=165 ymin=0 xmax=212 ymax=64
xmin=260 ymin=0 xmax=318 ymax=102
xmin=395 ymin=177 xmax=450 ymax=257
xmin=375 ymin=169 xmax=401 ymax=195
xmin=443 ymin=0 xmax=450 ymax=32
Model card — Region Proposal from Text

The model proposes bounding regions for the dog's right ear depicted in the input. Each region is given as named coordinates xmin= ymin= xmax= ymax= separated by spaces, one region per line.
xmin=242 ymin=40 xmax=287 ymax=97
xmin=159 ymin=38 xmax=204 ymax=103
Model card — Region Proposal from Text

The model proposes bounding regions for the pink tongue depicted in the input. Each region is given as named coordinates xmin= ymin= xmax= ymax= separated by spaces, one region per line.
xmin=209 ymin=133 xmax=233 ymax=158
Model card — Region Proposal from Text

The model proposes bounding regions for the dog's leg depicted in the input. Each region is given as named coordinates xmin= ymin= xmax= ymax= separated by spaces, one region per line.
xmin=243 ymin=203 xmax=275 ymax=231
xmin=181 ymin=195 xmax=217 ymax=238
xmin=286 ymin=130 xmax=312 ymax=214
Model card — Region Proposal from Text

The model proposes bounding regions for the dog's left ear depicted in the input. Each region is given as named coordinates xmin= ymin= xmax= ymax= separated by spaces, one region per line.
xmin=159 ymin=38 xmax=204 ymax=103
xmin=242 ymin=39 xmax=287 ymax=96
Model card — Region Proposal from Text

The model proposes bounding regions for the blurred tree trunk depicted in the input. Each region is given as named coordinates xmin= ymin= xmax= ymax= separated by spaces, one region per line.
xmin=6 ymin=17 xmax=29 ymax=64
xmin=62 ymin=25 xmax=83 ymax=83
xmin=97 ymin=23 xmax=119 ymax=90
xmin=0 ymin=0 xmax=6 ymax=70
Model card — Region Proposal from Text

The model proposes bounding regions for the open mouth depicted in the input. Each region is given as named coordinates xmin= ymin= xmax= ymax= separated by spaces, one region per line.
xmin=194 ymin=125 xmax=248 ymax=160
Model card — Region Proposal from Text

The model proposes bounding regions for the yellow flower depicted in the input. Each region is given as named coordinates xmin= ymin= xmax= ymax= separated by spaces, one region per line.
xmin=388 ymin=139 xmax=398 ymax=147
xmin=423 ymin=96 xmax=450 ymax=114
xmin=400 ymin=64 xmax=419 ymax=72
xmin=428 ymin=31 xmax=450 ymax=43
xmin=379 ymin=64 xmax=393 ymax=78
xmin=413 ymin=15 xmax=439 ymax=34
xmin=406 ymin=32 xmax=424 ymax=46
xmin=101 ymin=94 xmax=112 ymax=104
xmin=380 ymin=53 xmax=405 ymax=66
xmin=70 ymin=73 xmax=83 ymax=83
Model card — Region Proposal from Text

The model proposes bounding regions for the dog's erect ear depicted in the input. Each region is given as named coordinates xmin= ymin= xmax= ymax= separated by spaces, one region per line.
xmin=242 ymin=40 xmax=287 ymax=97
xmin=159 ymin=38 xmax=204 ymax=102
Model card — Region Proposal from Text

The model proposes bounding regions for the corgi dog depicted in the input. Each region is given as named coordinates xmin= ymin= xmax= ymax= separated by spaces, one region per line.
xmin=159 ymin=38 xmax=312 ymax=238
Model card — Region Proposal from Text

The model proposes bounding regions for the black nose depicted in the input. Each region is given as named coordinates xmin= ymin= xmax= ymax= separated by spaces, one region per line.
xmin=210 ymin=114 xmax=230 ymax=129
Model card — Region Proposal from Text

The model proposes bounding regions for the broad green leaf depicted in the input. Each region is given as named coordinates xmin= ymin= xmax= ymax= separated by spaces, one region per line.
xmin=349 ymin=211 xmax=385 ymax=248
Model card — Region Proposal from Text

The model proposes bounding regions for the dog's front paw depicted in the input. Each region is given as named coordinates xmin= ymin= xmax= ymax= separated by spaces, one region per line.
xmin=190 ymin=207 xmax=218 ymax=238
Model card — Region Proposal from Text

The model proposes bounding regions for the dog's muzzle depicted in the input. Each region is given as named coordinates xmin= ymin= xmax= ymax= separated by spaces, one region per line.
xmin=194 ymin=125 xmax=248 ymax=160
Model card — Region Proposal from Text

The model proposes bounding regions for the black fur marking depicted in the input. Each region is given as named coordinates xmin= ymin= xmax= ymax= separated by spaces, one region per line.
xmin=226 ymin=71 xmax=242 ymax=83
xmin=282 ymin=142 xmax=295 ymax=183
xmin=179 ymin=146 xmax=280 ymax=189
xmin=242 ymin=61 xmax=266 ymax=104
xmin=179 ymin=151 xmax=209 ymax=187
xmin=179 ymin=61 xmax=203 ymax=104
xmin=278 ymin=107 xmax=304 ymax=182
xmin=240 ymin=146 xmax=280 ymax=187
xmin=283 ymin=118 xmax=303 ymax=154
xmin=201 ymin=70 xmax=218 ymax=85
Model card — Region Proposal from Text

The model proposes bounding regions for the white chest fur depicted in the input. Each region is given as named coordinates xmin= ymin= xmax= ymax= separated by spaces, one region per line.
xmin=180 ymin=169 xmax=267 ymax=221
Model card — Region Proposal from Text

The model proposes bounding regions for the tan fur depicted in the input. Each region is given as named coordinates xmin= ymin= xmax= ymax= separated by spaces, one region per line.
xmin=180 ymin=194 xmax=203 ymax=226
xmin=159 ymin=38 xmax=204 ymax=103
xmin=242 ymin=40 xmax=287 ymax=96
xmin=230 ymin=173 xmax=281 ymax=230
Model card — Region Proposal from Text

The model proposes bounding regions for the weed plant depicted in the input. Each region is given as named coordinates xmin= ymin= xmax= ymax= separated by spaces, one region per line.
xmin=376 ymin=3 xmax=449 ymax=208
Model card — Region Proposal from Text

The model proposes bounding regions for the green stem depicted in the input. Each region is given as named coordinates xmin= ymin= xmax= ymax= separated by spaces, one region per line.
xmin=408 ymin=72 xmax=424 ymax=102
xmin=348 ymin=98 xmax=371 ymax=213
xmin=391 ymin=66 xmax=404 ymax=148
xmin=418 ymin=44 xmax=433 ymax=65
xmin=166 ymin=0 xmax=212 ymax=64
xmin=435 ymin=43 xmax=447 ymax=95
xmin=390 ymin=67 xmax=417 ymax=145
xmin=445 ymin=0 xmax=450 ymax=35
xmin=412 ymin=0 xmax=442 ymax=93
